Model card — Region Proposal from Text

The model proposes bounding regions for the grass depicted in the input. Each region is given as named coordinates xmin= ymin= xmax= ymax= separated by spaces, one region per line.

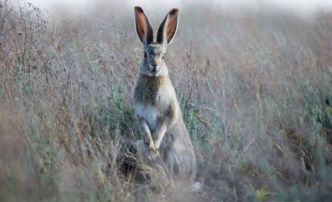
xmin=0 ymin=0 xmax=332 ymax=201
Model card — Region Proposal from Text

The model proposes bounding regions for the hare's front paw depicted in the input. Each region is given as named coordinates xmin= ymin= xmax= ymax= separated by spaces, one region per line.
xmin=149 ymin=146 xmax=159 ymax=154
xmin=144 ymin=141 xmax=157 ymax=152
xmin=146 ymin=146 xmax=159 ymax=160
xmin=146 ymin=143 xmax=158 ymax=153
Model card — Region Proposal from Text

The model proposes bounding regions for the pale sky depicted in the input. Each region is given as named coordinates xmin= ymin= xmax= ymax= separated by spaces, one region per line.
xmin=27 ymin=0 xmax=332 ymax=16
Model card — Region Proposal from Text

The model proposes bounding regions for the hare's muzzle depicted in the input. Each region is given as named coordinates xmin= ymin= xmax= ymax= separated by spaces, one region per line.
xmin=150 ymin=64 xmax=159 ymax=72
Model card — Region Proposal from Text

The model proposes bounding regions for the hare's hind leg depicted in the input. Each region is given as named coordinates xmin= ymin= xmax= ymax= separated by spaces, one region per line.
xmin=166 ymin=143 xmax=196 ymax=183
xmin=160 ymin=148 xmax=175 ymax=180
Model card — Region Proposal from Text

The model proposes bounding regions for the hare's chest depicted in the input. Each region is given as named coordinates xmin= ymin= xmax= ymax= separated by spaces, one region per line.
xmin=134 ymin=89 xmax=171 ymax=130
xmin=135 ymin=104 xmax=160 ymax=130
xmin=137 ymin=85 xmax=171 ymax=106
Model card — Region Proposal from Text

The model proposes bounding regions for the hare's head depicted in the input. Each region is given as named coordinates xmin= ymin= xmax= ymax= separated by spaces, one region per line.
xmin=134 ymin=6 xmax=179 ymax=76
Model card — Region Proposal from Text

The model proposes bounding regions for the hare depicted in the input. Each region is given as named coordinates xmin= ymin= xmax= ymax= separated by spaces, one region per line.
xmin=132 ymin=6 xmax=196 ymax=183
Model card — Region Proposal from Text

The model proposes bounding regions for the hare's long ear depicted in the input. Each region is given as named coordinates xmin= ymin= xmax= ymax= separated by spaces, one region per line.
xmin=134 ymin=6 xmax=153 ymax=47
xmin=157 ymin=8 xmax=179 ymax=47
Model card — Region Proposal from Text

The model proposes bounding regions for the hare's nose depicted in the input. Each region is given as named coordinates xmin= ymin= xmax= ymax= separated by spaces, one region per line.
xmin=151 ymin=64 xmax=158 ymax=71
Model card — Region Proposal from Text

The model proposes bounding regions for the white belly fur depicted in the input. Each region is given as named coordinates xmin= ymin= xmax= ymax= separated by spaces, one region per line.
xmin=135 ymin=103 xmax=159 ymax=131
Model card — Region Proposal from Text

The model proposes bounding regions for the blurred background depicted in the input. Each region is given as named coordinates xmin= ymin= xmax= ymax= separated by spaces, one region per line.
xmin=1 ymin=0 xmax=332 ymax=201
xmin=27 ymin=0 xmax=332 ymax=16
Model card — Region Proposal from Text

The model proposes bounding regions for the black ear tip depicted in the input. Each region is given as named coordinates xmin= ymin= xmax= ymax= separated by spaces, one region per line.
xmin=135 ymin=6 xmax=143 ymax=13
xmin=170 ymin=8 xmax=179 ymax=14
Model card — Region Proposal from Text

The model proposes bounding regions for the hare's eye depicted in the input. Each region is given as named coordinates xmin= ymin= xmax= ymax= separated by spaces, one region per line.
xmin=144 ymin=52 xmax=147 ymax=58
xmin=162 ymin=54 xmax=165 ymax=60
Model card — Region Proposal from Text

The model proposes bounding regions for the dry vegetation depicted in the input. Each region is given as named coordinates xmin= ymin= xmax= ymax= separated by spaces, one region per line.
xmin=1 ymin=0 xmax=332 ymax=201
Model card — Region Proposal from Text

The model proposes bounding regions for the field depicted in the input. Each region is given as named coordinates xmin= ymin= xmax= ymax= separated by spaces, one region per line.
xmin=1 ymin=0 xmax=332 ymax=201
